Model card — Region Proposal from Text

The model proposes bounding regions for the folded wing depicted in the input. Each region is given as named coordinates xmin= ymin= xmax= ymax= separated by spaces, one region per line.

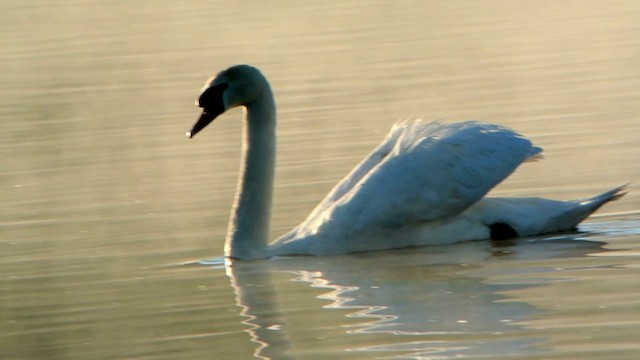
xmin=289 ymin=120 xmax=542 ymax=240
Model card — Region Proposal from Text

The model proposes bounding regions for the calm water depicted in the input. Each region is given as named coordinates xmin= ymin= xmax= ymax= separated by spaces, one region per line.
xmin=2 ymin=1 xmax=640 ymax=359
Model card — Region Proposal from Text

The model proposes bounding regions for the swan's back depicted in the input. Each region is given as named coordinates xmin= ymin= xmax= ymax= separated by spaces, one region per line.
xmin=275 ymin=121 xmax=541 ymax=253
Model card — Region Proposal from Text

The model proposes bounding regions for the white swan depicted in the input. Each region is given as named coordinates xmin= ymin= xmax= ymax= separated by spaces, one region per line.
xmin=188 ymin=64 xmax=626 ymax=260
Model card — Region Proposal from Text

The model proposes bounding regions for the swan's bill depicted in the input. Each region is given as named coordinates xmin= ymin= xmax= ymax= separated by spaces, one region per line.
xmin=188 ymin=109 xmax=220 ymax=138
xmin=188 ymin=82 xmax=229 ymax=138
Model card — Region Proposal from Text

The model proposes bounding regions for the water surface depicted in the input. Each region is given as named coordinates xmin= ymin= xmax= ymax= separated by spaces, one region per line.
xmin=2 ymin=1 xmax=639 ymax=359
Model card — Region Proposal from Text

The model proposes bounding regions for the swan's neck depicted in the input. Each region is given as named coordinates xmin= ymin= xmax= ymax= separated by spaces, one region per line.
xmin=224 ymin=93 xmax=276 ymax=259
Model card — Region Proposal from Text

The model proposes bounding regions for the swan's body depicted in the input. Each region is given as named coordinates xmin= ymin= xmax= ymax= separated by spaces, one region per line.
xmin=188 ymin=65 xmax=626 ymax=260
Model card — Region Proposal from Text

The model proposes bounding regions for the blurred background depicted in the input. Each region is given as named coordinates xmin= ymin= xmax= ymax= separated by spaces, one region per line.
xmin=2 ymin=1 xmax=639 ymax=359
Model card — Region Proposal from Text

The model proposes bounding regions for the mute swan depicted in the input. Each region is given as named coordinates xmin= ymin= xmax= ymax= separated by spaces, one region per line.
xmin=188 ymin=64 xmax=626 ymax=260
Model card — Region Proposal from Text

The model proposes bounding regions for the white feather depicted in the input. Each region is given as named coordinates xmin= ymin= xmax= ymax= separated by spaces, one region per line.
xmin=189 ymin=65 xmax=626 ymax=259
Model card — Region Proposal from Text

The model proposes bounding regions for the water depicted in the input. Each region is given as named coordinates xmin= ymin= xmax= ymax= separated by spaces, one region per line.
xmin=2 ymin=1 xmax=639 ymax=359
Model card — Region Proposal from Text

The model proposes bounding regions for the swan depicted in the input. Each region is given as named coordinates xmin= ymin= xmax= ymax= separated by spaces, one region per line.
xmin=187 ymin=64 xmax=626 ymax=260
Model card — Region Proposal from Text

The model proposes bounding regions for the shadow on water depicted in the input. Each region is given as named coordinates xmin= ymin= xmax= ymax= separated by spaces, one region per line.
xmin=202 ymin=235 xmax=611 ymax=359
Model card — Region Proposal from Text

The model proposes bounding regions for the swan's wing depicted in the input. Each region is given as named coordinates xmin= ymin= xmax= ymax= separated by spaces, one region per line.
xmin=292 ymin=121 xmax=542 ymax=238
xmin=294 ymin=122 xmax=407 ymax=228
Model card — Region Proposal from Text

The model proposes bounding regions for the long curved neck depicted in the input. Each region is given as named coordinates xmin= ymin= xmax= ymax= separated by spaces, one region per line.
xmin=225 ymin=91 xmax=276 ymax=259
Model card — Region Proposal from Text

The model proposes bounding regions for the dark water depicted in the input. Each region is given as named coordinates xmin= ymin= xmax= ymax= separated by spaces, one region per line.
xmin=2 ymin=1 xmax=639 ymax=359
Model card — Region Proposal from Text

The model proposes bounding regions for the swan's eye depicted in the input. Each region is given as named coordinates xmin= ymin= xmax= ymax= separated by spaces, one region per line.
xmin=197 ymin=82 xmax=229 ymax=108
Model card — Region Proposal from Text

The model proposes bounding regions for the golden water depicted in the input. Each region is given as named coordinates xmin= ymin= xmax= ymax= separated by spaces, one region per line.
xmin=2 ymin=1 xmax=639 ymax=359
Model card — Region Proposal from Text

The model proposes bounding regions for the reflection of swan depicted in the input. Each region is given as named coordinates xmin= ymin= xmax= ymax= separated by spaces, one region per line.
xmin=220 ymin=239 xmax=609 ymax=359
xmin=188 ymin=64 xmax=626 ymax=260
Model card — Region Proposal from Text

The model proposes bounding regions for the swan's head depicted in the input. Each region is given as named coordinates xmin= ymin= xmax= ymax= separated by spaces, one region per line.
xmin=188 ymin=64 xmax=269 ymax=138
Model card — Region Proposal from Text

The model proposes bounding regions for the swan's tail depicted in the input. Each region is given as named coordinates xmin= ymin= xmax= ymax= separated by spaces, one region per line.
xmin=578 ymin=184 xmax=628 ymax=208
xmin=483 ymin=185 xmax=628 ymax=238
xmin=555 ymin=184 xmax=628 ymax=229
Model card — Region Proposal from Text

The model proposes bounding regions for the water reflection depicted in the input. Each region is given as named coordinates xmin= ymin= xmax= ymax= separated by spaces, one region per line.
xmin=224 ymin=261 xmax=295 ymax=360
xmin=215 ymin=238 xmax=608 ymax=359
